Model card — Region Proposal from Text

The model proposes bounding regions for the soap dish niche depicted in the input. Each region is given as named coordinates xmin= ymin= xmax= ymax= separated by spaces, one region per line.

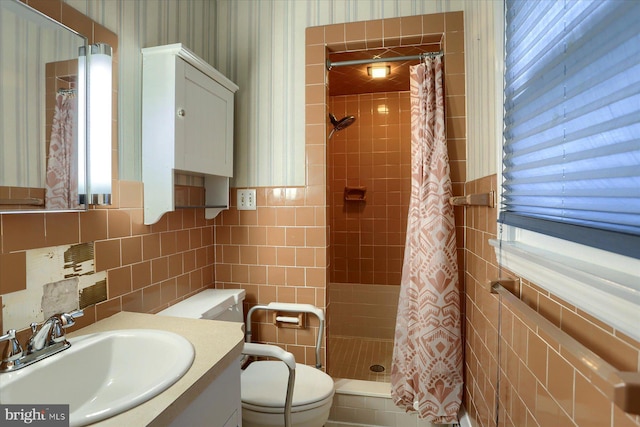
xmin=344 ymin=186 xmax=366 ymax=201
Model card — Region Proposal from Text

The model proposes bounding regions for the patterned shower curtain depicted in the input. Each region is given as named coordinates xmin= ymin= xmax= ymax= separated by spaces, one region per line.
xmin=45 ymin=92 xmax=79 ymax=209
xmin=391 ymin=57 xmax=463 ymax=423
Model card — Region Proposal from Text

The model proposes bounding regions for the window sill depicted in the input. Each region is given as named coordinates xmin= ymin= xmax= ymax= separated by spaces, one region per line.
xmin=489 ymin=232 xmax=640 ymax=342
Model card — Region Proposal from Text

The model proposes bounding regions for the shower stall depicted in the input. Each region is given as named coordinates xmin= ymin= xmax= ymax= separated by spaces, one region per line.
xmin=325 ymin=42 xmax=463 ymax=385
xmin=326 ymin=83 xmax=413 ymax=382
xmin=309 ymin=13 xmax=468 ymax=425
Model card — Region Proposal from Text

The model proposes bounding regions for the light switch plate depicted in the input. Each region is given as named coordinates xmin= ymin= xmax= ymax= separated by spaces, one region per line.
xmin=237 ymin=189 xmax=256 ymax=210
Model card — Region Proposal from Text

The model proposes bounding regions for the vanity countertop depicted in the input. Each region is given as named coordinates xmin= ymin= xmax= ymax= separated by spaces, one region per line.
xmin=67 ymin=311 xmax=244 ymax=426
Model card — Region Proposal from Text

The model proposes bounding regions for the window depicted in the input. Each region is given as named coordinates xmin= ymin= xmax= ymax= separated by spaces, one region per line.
xmin=496 ymin=0 xmax=640 ymax=340
xmin=501 ymin=0 xmax=640 ymax=259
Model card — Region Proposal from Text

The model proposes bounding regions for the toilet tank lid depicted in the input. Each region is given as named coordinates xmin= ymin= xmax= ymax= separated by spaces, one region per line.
xmin=208 ymin=288 xmax=246 ymax=305
xmin=157 ymin=289 xmax=246 ymax=319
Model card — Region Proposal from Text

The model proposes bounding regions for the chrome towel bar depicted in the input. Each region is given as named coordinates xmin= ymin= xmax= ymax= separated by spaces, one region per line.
xmin=449 ymin=191 xmax=495 ymax=207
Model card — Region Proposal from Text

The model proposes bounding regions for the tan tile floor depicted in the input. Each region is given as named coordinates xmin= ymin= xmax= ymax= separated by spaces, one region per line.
xmin=328 ymin=335 xmax=394 ymax=382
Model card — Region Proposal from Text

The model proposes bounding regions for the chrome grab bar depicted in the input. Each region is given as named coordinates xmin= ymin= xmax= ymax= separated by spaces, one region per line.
xmin=491 ymin=281 xmax=640 ymax=415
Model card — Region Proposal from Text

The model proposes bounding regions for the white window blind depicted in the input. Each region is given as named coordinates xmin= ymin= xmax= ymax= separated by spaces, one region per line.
xmin=501 ymin=0 xmax=640 ymax=259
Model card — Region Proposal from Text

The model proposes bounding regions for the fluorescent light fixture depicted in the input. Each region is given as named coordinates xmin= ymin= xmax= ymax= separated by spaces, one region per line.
xmin=77 ymin=46 xmax=87 ymax=204
xmin=87 ymin=43 xmax=112 ymax=205
xmin=367 ymin=65 xmax=390 ymax=78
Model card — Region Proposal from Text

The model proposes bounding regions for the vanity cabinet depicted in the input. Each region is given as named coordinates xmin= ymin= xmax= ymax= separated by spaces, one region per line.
xmin=142 ymin=43 xmax=238 ymax=224
xmin=167 ymin=361 xmax=241 ymax=427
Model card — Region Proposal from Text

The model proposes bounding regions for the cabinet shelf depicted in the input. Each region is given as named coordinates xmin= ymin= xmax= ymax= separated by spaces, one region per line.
xmin=142 ymin=43 xmax=238 ymax=225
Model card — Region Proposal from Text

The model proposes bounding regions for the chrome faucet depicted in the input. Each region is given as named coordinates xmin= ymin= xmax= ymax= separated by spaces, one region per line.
xmin=0 ymin=310 xmax=83 ymax=373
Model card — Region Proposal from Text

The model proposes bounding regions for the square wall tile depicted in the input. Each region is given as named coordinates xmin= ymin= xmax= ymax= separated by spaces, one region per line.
xmin=0 ymin=252 xmax=27 ymax=294
xmin=2 ymin=214 xmax=46 ymax=252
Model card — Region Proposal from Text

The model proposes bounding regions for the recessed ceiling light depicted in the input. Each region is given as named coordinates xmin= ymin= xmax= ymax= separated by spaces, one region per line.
xmin=367 ymin=65 xmax=390 ymax=78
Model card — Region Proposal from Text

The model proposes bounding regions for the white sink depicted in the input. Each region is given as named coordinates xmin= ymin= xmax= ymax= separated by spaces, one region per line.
xmin=0 ymin=329 xmax=194 ymax=426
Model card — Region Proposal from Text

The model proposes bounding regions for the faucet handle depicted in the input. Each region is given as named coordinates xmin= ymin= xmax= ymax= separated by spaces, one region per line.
xmin=0 ymin=329 xmax=23 ymax=362
xmin=60 ymin=309 xmax=84 ymax=328
xmin=49 ymin=318 xmax=65 ymax=343
xmin=49 ymin=310 xmax=84 ymax=343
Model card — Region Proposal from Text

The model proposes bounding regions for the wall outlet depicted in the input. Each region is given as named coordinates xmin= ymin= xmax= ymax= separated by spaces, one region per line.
xmin=237 ymin=189 xmax=256 ymax=210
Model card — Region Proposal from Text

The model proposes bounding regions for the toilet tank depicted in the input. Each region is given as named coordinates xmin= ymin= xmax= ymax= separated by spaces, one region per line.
xmin=157 ymin=289 xmax=246 ymax=322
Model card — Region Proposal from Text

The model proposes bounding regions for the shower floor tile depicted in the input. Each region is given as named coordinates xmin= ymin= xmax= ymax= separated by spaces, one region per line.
xmin=328 ymin=335 xmax=394 ymax=382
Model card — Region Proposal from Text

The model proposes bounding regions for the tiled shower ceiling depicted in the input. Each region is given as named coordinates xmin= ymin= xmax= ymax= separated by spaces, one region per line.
xmin=328 ymin=41 xmax=441 ymax=96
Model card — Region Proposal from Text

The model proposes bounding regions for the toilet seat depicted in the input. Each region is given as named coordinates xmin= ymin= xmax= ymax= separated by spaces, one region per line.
xmin=241 ymin=360 xmax=334 ymax=413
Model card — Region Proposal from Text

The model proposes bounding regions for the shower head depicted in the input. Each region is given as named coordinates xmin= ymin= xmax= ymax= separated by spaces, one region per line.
xmin=330 ymin=113 xmax=356 ymax=130
xmin=328 ymin=113 xmax=356 ymax=139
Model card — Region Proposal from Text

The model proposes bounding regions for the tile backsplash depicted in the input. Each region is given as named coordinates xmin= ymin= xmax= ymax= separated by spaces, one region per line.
xmin=2 ymin=243 xmax=105 ymax=330
xmin=0 ymin=180 xmax=216 ymax=340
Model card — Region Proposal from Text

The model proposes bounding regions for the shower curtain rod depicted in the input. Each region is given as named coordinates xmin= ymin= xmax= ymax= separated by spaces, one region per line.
xmin=326 ymin=50 xmax=443 ymax=70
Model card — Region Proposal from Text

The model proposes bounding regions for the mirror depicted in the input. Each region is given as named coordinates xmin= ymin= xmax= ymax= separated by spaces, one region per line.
xmin=0 ymin=0 xmax=87 ymax=212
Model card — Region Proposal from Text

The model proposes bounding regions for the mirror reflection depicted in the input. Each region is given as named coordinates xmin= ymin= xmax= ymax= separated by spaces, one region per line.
xmin=0 ymin=0 xmax=87 ymax=211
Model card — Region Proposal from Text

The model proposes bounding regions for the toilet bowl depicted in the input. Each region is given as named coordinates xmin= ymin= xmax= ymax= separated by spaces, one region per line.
xmin=242 ymin=361 xmax=334 ymax=427
xmin=242 ymin=302 xmax=334 ymax=427
xmin=158 ymin=290 xmax=334 ymax=427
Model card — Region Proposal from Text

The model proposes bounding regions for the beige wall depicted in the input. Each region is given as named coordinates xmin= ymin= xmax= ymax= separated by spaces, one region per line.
xmin=214 ymin=0 xmax=501 ymax=187
xmin=58 ymin=0 xmax=500 ymax=186
xmin=44 ymin=1 xmax=500 ymax=187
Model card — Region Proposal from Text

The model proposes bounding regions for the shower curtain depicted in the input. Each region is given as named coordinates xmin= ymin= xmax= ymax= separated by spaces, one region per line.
xmin=45 ymin=92 xmax=78 ymax=209
xmin=391 ymin=56 xmax=463 ymax=423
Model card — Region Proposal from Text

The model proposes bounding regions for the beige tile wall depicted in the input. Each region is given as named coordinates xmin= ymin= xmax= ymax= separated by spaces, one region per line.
xmin=328 ymin=92 xmax=411 ymax=286
xmin=464 ymin=174 xmax=640 ymax=427
xmin=214 ymin=187 xmax=328 ymax=366
xmin=0 ymin=1 xmax=214 ymax=341
xmin=0 ymin=180 xmax=218 ymax=342
xmin=328 ymin=283 xmax=399 ymax=340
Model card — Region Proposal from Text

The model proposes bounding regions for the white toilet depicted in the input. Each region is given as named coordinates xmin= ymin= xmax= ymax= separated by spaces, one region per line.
xmin=158 ymin=289 xmax=334 ymax=427
xmin=241 ymin=302 xmax=334 ymax=427
xmin=158 ymin=288 xmax=246 ymax=322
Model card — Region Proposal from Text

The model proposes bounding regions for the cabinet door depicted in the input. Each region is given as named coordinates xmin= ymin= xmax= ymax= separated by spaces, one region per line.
xmin=165 ymin=361 xmax=241 ymax=427
xmin=175 ymin=58 xmax=234 ymax=177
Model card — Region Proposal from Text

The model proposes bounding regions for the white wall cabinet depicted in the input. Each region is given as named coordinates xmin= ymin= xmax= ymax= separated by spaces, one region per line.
xmin=142 ymin=43 xmax=238 ymax=224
